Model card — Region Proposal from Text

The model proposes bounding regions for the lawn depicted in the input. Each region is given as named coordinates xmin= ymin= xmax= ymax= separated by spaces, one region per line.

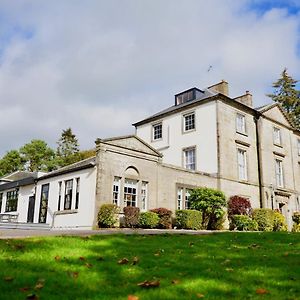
xmin=0 ymin=232 xmax=299 ymax=300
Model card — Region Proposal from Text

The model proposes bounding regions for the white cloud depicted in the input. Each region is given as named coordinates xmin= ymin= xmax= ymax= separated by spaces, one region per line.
xmin=0 ymin=0 xmax=299 ymax=155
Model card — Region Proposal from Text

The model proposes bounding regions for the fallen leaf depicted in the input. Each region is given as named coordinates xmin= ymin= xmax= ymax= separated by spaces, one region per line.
xmin=79 ymin=256 xmax=86 ymax=261
xmin=154 ymin=252 xmax=160 ymax=257
xmin=3 ymin=276 xmax=14 ymax=282
xmin=284 ymin=252 xmax=289 ymax=257
xmin=132 ymin=257 xmax=139 ymax=265
xmin=221 ymin=259 xmax=231 ymax=265
xmin=118 ymin=258 xmax=129 ymax=265
xmin=128 ymin=295 xmax=139 ymax=300
xmin=256 ymin=288 xmax=269 ymax=294
xmin=171 ymin=279 xmax=180 ymax=285
xmin=35 ymin=282 xmax=44 ymax=290
xmin=137 ymin=280 xmax=160 ymax=288
xmin=68 ymin=271 xmax=79 ymax=279
xmin=85 ymin=263 xmax=93 ymax=268
xmin=14 ymin=244 xmax=25 ymax=250
xmin=225 ymin=268 xmax=234 ymax=272
xmin=54 ymin=256 xmax=61 ymax=261
xmin=26 ymin=294 xmax=39 ymax=300
xmin=19 ymin=287 xmax=30 ymax=292
xmin=196 ymin=294 xmax=205 ymax=298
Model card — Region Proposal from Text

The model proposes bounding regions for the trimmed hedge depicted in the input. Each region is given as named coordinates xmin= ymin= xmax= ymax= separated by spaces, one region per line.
xmin=123 ymin=206 xmax=140 ymax=228
xmin=150 ymin=208 xmax=172 ymax=229
xmin=292 ymin=212 xmax=300 ymax=232
xmin=231 ymin=215 xmax=258 ymax=231
xmin=252 ymin=208 xmax=274 ymax=232
xmin=175 ymin=210 xmax=202 ymax=230
xmin=273 ymin=211 xmax=288 ymax=232
xmin=139 ymin=212 xmax=159 ymax=229
xmin=98 ymin=204 xmax=119 ymax=228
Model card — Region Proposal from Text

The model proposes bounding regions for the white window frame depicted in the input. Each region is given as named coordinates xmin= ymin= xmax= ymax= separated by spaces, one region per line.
xmin=275 ymin=159 xmax=284 ymax=188
xmin=183 ymin=112 xmax=195 ymax=132
xmin=273 ymin=127 xmax=282 ymax=145
xmin=177 ymin=188 xmax=183 ymax=210
xmin=237 ymin=148 xmax=247 ymax=181
xmin=183 ymin=147 xmax=196 ymax=170
xmin=298 ymin=139 xmax=300 ymax=156
xmin=236 ymin=113 xmax=246 ymax=134
xmin=152 ymin=123 xmax=162 ymax=141
xmin=124 ymin=179 xmax=138 ymax=207
xmin=112 ymin=177 xmax=121 ymax=206
xmin=140 ymin=181 xmax=148 ymax=211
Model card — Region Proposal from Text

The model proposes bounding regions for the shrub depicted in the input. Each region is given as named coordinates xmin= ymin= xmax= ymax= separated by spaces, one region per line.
xmin=150 ymin=208 xmax=172 ymax=229
xmin=227 ymin=195 xmax=252 ymax=220
xmin=292 ymin=223 xmax=300 ymax=232
xmin=231 ymin=215 xmax=258 ymax=231
xmin=139 ymin=212 xmax=159 ymax=229
xmin=252 ymin=208 xmax=274 ymax=232
xmin=175 ymin=210 xmax=202 ymax=230
xmin=98 ymin=204 xmax=119 ymax=228
xmin=273 ymin=210 xmax=288 ymax=232
xmin=189 ymin=187 xmax=226 ymax=230
xmin=123 ymin=206 xmax=140 ymax=228
xmin=292 ymin=212 xmax=300 ymax=224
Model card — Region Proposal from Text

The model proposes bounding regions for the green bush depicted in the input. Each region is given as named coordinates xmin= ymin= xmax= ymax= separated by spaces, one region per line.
xmin=150 ymin=208 xmax=172 ymax=229
xmin=123 ymin=206 xmax=140 ymax=228
xmin=292 ymin=212 xmax=300 ymax=224
xmin=98 ymin=204 xmax=119 ymax=228
xmin=231 ymin=215 xmax=258 ymax=231
xmin=273 ymin=211 xmax=288 ymax=232
xmin=139 ymin=212 xmax=159 ymax=229
xmin=175 ymin=210 xmax=202 ymax=230
xmin=252 ymin=208 xmax=274 ymax=232
xmin=189 ymin=187 xmax=226 ymax=230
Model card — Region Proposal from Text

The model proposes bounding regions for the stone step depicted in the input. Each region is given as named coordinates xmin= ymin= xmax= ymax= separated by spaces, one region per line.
xmin=0 ymin=222 xmax=50 ymax=230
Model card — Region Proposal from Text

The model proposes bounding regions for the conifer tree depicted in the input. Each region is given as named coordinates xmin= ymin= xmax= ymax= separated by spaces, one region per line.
xmin=267 ymin=68 xmax=300 ymax=128
xmin=56 ymin=128 xmax=80 ymax=167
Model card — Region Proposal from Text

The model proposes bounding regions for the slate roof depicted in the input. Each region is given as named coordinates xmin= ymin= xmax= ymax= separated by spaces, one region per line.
xmin=0 ymin=173 xmax=38 ymax=191
xmin=133 ymin=88 xmax=217 ymax=126
xmin=38 ymin=156 xmax=96 ymax=180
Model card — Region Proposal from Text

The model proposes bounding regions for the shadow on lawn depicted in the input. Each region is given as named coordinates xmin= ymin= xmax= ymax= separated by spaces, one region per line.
xmin=0 ymin=232 xmax=299 ymax=299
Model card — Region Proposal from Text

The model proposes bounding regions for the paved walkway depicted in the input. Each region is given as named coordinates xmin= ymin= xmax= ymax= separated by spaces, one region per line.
xmin=0 ymin=228 xmax=215 ymax=239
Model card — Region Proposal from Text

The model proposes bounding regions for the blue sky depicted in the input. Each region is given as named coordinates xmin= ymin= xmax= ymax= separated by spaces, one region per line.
xmin=0 ymin=0 xmax=299 ymax=155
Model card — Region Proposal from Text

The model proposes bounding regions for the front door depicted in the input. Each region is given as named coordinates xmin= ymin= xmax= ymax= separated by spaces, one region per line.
xmin=27 ymin=196 xmax=35 ymax=223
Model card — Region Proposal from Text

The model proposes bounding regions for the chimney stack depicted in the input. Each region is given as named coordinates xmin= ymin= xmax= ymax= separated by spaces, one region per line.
xmin=207 ymin=80 xmax=229 ymax=96
xmin=234 ymin=91 xmax=253 ymax=107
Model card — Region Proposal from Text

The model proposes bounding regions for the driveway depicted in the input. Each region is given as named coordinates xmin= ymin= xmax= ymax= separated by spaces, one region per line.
xmin=0 ymin=228 xmax=215 ymax=239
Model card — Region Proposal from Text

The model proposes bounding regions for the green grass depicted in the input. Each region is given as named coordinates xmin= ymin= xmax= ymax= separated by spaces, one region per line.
xmin=0 ymin=232 xmax=299 ymax=300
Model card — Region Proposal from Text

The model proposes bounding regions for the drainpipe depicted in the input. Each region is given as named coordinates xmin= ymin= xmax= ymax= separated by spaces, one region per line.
xmin=254 ymin=113 xmax=263 ymax=208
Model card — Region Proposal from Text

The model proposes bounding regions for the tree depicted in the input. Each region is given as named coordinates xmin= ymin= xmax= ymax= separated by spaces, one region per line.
xmin=20 ymin=139 xmax=55 ymax=172
xmin=267 ymin=68 xmax=300 ymax=128
xmin=0 ymin=150 xmax=23 ymax=177
xmin=189 ymin=187 xmax=226 ymax=230
xmin=56 ymin=128 xmax=80 ymax=167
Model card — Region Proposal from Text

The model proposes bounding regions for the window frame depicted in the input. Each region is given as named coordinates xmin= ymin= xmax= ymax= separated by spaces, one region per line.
xmin=183 ymin=112 xmax=195 ymax=132
xmin=58 ymin=181 xmax=62 ymax=211
xmin=298 ymin=139 xmax=300 ymax=156
xmin=183 ymin=146 xmax=196 ymax=170
xmin=5 ymin=189 xmax=18 ymax=212
xmin=152 ymin=123 xmax=162 ymax=141
xmin=0 ymin=192 xmax=2 ymax=213
xmin=64 ymin=179 xmax=73 ymax=210
xmin=75 ymin=178 xmax=80 ymax=209
xmin=112 ymin=177 xmax=121 ymax=206
xmin=275 ymin=159 xmax=284 ymax=188
xmin=140 ymin=181 xmax=148 ymax=211
xmin=273 ymin=127 xmax=282 ymax=146
xmin=124 ymin=179 xmax=138 ymax=207
xmin=237 ymin=148 xmax=248 ymax=181
xmin=236 ymin=113 xmax=246 ymax=134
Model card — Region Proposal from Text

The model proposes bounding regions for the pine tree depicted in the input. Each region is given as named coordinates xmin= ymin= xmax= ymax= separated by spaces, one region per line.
xmin=56 ymin=128 xmax=80 ymax=167
xmin=267 ymin=68 xmax=300 ymax=128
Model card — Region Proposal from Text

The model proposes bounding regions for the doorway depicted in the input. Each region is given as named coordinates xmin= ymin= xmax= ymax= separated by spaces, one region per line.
xmin=27 ymin=196 xmax=35 ymax=223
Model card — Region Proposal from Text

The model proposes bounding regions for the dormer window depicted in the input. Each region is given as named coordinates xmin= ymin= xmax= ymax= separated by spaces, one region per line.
xmin=273 ymin=127 xmax=281 ymax=146
xmin=153 ymin=123 xmax=162 ymax=140
xmin=175 ymin=88 xmax=204 ymax=106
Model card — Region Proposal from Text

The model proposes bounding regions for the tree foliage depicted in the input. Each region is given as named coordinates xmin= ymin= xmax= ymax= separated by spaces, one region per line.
xmin=56 ymin=128 xmax=80 ymax=167
xmin=189 ymin=187 xmax=226 ymax=230
xmin=0 ymin=150 xmax=23 ymax=177
xmin=20 ymin=139 xmax=56 ymax=172
xmin=267 ymin=68 xmax=300 ymax=128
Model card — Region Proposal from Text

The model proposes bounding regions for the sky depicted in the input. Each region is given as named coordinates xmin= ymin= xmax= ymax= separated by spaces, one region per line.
xmin=0 ymin=0 xmax=300 ymax=155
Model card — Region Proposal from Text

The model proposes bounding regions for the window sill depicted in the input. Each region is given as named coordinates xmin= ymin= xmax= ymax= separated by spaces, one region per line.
xmin=151 ymin=138 xmax=163 ymax=142
xmin=55 ymin=209 xmax=78 ymax=215
xmin=273 ymin=143 xmax=283 ymax=148
xmin=236 ymin=131 xmax=248 ymax=137
xmin=182 ymin=128 xmax=196 ymax=135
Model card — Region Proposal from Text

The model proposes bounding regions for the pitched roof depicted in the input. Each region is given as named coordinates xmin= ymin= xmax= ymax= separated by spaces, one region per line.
xmin=133 ymin=89 xmax=217 ymax=126
xmin=38 ymin=157 xmax=96 ymax=180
